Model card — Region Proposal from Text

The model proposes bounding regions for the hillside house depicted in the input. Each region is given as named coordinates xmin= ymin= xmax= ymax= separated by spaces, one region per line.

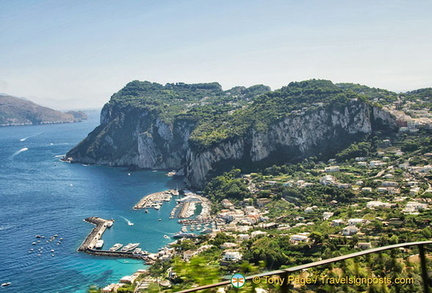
xmin=342 ymin=226 xmax=359 ymax=236
xmin=223 ymin=250 xmax=242 ymax=262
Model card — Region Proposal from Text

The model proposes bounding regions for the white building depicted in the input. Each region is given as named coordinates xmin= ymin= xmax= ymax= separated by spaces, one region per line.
xmin=290 ymin=234 xmax=309 ymax=242
xmin=342 ymin=226 xmax=359 ymax=236
xmin=348 ymin=218 xmax=364 ymax=226
xmin=332 ymin=219 xmax=344 ymax=226
xmin=223 ymin=250 xmax=242 ymax=262
xmin=320 ymin=175 xmax=335 ymax=186
xmin=362 ymin=187 xmax=373 ymax=193
xmin=366 ymin=201 xmax=392 ymax=209
xmin=325 ymin=166 xmax=340 ymax=172
xmin=323 ymin=212 xmax=334 ymax=220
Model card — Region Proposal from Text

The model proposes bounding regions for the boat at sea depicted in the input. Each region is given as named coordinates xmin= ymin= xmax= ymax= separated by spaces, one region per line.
xmin=109 ymin=243 xmax=123 ymax=251
xmin=1 ymin=282 xmax=11 ymax=287
xmin=121 ymin=243 xmax=140 ymax=252
xmin=95 ymin=240 xmax=104 ymax=249
xmin=163 ymin=235 xmax=170 ymax=239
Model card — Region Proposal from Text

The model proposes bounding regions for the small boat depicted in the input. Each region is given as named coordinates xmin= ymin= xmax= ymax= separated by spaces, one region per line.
xmin=109 ymin=243 xmax=123 ymax=251
xmin=144 ymin=209 xmax=149 ymax=213
xmin=95 ymin=240 xmax=104 ymax=249
xmin=1 ymin=282 xmax=11 ymax=287
xmin=121 ymin=243 xmax=140 ymax=252
xmin=164 ymin=235 xmax=170 ymax=239
xmin=158 ymin=219 xmax=162 ymax=222
xmin=32 ymin=242 xmax=37 ymax=245
xmin=128 ymin=222 xmax=134 ymax=226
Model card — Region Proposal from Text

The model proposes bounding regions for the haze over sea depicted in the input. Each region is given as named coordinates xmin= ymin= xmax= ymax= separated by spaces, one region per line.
xmin=0 ymin=111 xmax=183 ymax=292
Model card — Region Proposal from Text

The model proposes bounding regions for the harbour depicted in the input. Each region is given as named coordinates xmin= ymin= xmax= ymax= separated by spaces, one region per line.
xmin=78 ymin=217 xmax=148 ymax=260
xmin=0 ymin=111 xmax=183 ymax=292
xmin=133 ymin=189 xmax=179 ymax=210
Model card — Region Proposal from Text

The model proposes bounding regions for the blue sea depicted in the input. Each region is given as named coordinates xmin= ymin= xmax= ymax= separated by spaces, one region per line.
xmin=0 ymin=111 xmax=183 ymax=292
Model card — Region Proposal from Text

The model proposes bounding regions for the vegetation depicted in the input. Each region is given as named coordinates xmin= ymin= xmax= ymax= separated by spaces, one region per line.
xmin=91 ymin=80 xmax=432 ymax=292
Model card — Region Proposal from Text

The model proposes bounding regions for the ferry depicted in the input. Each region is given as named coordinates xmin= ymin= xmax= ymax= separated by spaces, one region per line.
xmin=109 ymin=243 xmax=123 ymax=251
xmin=121 ymin=243 xmax=140 ymax=252
xmin=95 ymin=240 xmax=104 ymax=249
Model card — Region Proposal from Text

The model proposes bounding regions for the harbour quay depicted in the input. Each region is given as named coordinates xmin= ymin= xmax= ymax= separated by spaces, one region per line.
xmin=133 ymin=189 xmax=179 ymax=210
xmin=78 ymin=217 xmax=113 ymax=252
xmin=78 ymin=217 xmax=151 ymax=261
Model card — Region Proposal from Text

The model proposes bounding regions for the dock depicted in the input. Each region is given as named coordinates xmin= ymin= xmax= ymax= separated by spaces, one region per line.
xmin=78 ymin=217 xmax=113 ymax=251
xmin=78 ymin=217 xmax=147 ymax=260
xmin=133 ymin=189 xmax=177 ymax=210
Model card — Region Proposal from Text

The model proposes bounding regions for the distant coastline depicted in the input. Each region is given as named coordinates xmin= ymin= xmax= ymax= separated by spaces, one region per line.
xmin=0 ymin=94 xmax=88 ymax=127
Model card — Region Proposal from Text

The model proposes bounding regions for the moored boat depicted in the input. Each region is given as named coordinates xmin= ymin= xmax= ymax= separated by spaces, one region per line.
xmin=121 ymin=243 xmax=140 ymax=252
xmin=95 ymin=240 xmax=104 ymax=249
xmin=109 ymin=243 xmax=123 ymax=251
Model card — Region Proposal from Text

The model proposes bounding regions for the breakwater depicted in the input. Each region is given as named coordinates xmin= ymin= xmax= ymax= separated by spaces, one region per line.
xmin=85 ymin=249 xmax=143 ymax=259
xmin=78 ymin=217 xmax=150 ymax=260
xmin=78 ymin=217 xmax=113 ymax=251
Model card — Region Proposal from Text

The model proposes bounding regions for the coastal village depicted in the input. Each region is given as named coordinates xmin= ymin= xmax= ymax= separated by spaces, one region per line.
xmin=88 ymin=94 xmax=432 ymax=292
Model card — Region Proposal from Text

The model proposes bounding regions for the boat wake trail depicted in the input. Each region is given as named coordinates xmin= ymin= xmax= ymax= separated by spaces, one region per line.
xmin=10 ymin=147 xmax=29 ymax=158
xmin=19 ymin=132 xmax=43 ymax=142
xmin=120 ymin=216 xmax=134 ymax=226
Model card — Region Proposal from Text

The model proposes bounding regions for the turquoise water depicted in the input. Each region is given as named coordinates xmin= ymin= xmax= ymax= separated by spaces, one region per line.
xmin=0 ymin=111 xmax=183 ymax=292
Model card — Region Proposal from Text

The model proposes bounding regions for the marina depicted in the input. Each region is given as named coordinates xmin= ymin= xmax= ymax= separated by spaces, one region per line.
xmin=78 ymin=217 xmax=158 ymax=262
xmin=133 ymin=189 xmax=179 ymax=210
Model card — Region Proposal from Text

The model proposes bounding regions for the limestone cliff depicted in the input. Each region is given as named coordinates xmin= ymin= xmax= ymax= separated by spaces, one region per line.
xmin=66 ymin=80 xmax=397 ymax=189
xmin=185 ymin=101 xmax=396 ymax=187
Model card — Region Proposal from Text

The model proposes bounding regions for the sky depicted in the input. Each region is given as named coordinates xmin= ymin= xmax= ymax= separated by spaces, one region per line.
xmin=1 ymin=0 xmax=432 ymax=110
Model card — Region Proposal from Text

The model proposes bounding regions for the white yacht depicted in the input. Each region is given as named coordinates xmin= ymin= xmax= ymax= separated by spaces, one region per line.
xmin=121 ymin=243 xmax=140 ymax=252
xmin=109 ymin=243 xmax=123 ymax=251
xmin=95 ymin=240 xmax=104 ymax=249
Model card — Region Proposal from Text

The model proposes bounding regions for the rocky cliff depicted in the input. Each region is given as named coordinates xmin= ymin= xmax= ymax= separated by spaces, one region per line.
xmin=66 ymin=80 xmax=398 ymax=188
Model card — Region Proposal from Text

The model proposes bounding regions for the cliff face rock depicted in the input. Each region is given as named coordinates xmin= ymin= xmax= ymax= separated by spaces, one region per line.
xmin=68 ymin=104 xmax=196 ymax=169
xmin=185 ymin=100 xmax=397 ymax=188
xmin=66 ymin=80 xmax=398 ymax=189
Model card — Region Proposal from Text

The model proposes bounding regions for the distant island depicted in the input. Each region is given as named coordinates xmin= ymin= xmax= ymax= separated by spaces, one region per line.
xmin=0 ymin=94 xmax=87 ymax=126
